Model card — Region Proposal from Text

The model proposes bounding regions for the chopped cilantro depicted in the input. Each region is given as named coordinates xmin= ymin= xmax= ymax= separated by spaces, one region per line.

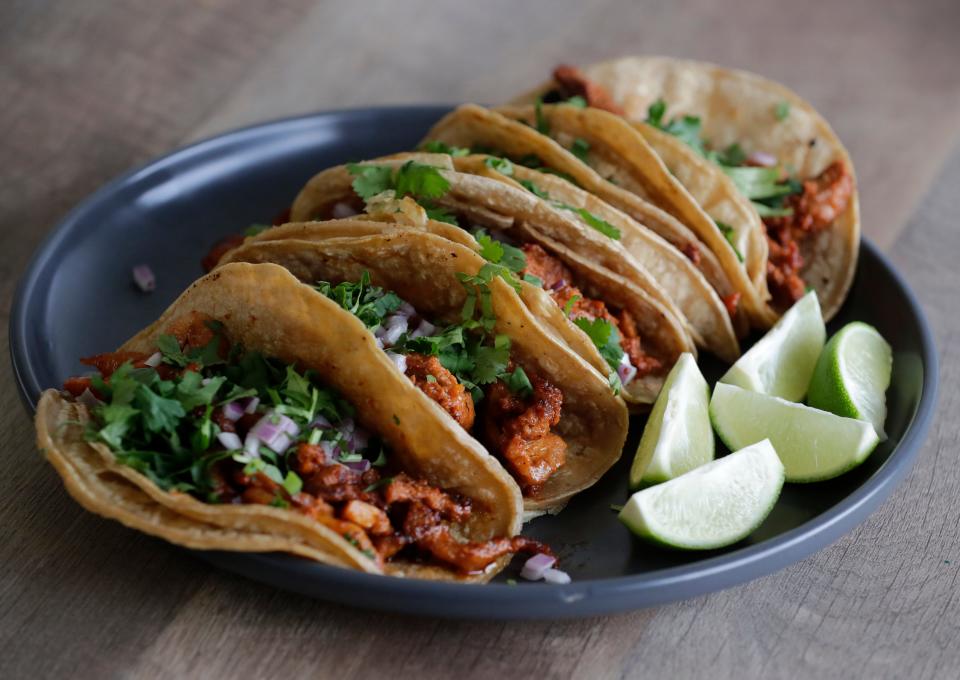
xmin=564 ymin=96 xmax=587 ymax=108
xmin=484 ymin=157 xmax=514 ymax=175
xmin=243 ymin=223 xmax=269 ymax=237
xmin=314 ymin=271 xmax=403 ymax=330
xmin=570 ymin=138 xmax=590 ymax=163
xmin=518 ymin=178 xmax=550 ymax=199
xmin=282 ymin=471 xmax=303 ymax=496
xmin=609 ymin=503 xmax=624 ymax=512
xmin=363 ymin=476 xmax=394 ymax=493
xmin=555 ymin=205 xmax=620 ymax=240
xmin=425 ymin=374 xmax=437 ymax=383
xmin=775 ymin=101 xmax=791 ymax=121
xmin=534 ymin=99 xmax=550 ymax=135
xmin=347 ymin=161 xmax=450 ymax=202
xmin=421 ymin=140 xmax=469 ymax=156
xmin=721 ymin=166 xmax=795 ymax=201
xmin=474 ymin=230 xmax=526 ymax=284
xmin=562 ymin=294 xmax=580 ymax=317
xmin=714 ymin=143 xmax=747 ymax=167
xmin=522 ymin=273 xmax=543 ymax=287
xmin=573 ymin=317 xmax=624 ymax=372
xmin=347 ymin=164 xmax=394 ymax=200
xmin=506 ymin=365 xmax=533 ymax=397
xmin=714 ymin=220 xmax=744 ymax=263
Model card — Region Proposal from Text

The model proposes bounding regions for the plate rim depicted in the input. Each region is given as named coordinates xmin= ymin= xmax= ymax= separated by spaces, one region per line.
xmin=8 ymin=106 xmax=940 ymax=619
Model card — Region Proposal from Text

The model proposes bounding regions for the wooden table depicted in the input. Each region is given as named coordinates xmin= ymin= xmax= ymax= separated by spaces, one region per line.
xmin=2 ymin=1 xmax=959 ymax=677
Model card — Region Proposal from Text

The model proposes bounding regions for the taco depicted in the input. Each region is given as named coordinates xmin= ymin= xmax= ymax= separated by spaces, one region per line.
xmin=420 ymin=104 xmax=758 ymax=333
xmin=284 ymin=154 xmax=697 ymax=407
xmin=37 ymin=262 xmax=558 ymax=581
xmin=520 ymin=59 xmax=859 ymax=321
xmin=217 ymin=229 xmax=630 ymax=513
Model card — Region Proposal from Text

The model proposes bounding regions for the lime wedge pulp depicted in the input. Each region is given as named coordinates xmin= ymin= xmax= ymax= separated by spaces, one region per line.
xmin=629 ymin=353 xmax=714 ymax=489
xmin=719 ymin=291 xmax=826 ymax=401
xmin=710 ymin=383 xmax=880 ymax=482
xmin=807 ymin=322 xmax=893 ymax=440
xmin=619 ymin=439 xmax=784 ymax=550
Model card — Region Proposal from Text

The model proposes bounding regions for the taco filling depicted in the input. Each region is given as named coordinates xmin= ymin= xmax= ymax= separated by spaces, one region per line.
xmin=313 ymin=270 xmax=571 ymax=495
xmin=63 ymin=311 xmax=549 ymax=573
xmin=542 ymin=65 xmax=854 ymax=310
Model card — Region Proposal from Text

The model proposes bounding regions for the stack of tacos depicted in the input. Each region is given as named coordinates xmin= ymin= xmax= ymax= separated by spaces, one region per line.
xmin=37 ymin=55 xmax=860 ymax=581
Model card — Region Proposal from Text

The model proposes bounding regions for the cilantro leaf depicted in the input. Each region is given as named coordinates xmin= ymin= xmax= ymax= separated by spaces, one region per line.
xmin=534 ymin=99 xmax=550 ymax=135
xmin=176 ymin=371 xmax=224 ymax=410
xmin=472 ymin=334 xmax=511 ymax=384
xmin=567 ymin=206 xmax=621 ymax=240
xmin=647 ymin=99 xmax=666 ymax=126
xmin=393 ymin=161 xmax=450 ymax=200
xmin=714 ymin=220 xmax=745 ymax=263
xmin=506 ymin=365 xmax=533 ymax=397
xmin=244 ymin=223 xmax=269 ymax=237
xmin=722 ymin=166 xmax=795 ymax=201
xmin=563 ymin=294 xmax=581 ymax=317
xmin=573 ymin=317 xmax=624 ymax=371
xmin=421 ymin=140 xmax=469 ymax=156
xmin=157 ymin=334 xmax=189 ymax=367
xmin=570 ymin=138 xmax=590 ymax=163
xmin=484 ymin=157 xmax=514 ymax=175
xmin=135 ymin=384 xmax=186 ymax=433
xmin=518 ymin=178 xmax=550 ymax=199
xmin=564 ymin=96 xmax=587 ymax=108
xmin=775 ymin=101 xmax=791 ymax=121
xmin=347 ymin=164 xmax=393 ymax=200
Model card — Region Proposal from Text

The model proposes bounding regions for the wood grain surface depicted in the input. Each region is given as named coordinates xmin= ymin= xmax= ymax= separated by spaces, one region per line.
xmin=1 ymin=1 xmax=958 ymax=678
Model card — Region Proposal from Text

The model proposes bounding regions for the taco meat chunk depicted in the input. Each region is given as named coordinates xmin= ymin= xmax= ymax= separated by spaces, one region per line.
xmin=521 ymin=243 xmax=661 ymax=378
xmin=404 ymin=353 xmax=476 ymax=430
xmin=65 ymin=316 xmax=551 ymax=575
xmin=549 ymin=64 xmax=625 ymax=115
xmin=763 ymin=161 xmax=853 ymax=306
xmin=482 ymin=368 xmax=566 ymax=494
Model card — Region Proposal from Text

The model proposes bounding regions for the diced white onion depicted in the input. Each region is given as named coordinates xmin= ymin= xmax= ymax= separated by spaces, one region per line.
xmin=77 ymin=388 xmax=103 ymax=410
xmin=746 ymin=150 xmax=777 ymax=167
xmin=312 ymin=414 xmax=331 ymax=429
xmin=332 ymin=202 xmax=359 ymax=219
xmin=244 ymin=433 xmax=261 ymax=457
xmin=243 ymin=397 xmax=260 ymax=414
xmin=132 ymin=264 xmax=156 ymax=292
xmin=520 ymin=553 xmax=557 ymax=581
xmin=542 ymin=567 xmax=572 ymax=585
xmin=617 ymin=352 xmax=637 ymax=387
xmin=217 ymin=432 xmax=243 ymax=451
xmin=398 ymin=301 xmax=416 ymax=317
xmin=410 ymin=319 xmax=436 ymax=339
xmin=143 ymin=352 xmax=162 ymax=368
xmin=222 ymin=401 xmax=244 ymax=421
xmin=385 ymin=351 xmax=407 ymax=374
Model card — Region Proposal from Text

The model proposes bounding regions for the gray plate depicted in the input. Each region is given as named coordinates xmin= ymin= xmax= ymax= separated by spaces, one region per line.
xmin=9 ymin=107 xmax=939 ymax=619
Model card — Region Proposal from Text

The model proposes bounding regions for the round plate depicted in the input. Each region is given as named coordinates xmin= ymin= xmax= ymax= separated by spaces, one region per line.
xmin=10 ymin=107 xmax=939 ymax=619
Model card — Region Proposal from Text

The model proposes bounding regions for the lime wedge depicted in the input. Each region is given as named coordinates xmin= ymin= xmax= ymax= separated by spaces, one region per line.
xmin=619 ymin=440 xmax=784 ymax=550
xmin=719 ymin=291 xmax=825 ymax=401
xmin=710 ymin=383 xmax=880 ymax=482
xmin=807 ymin=322 xmax=893 ymax=441
xmin=629 ymin=353 xmax=713 ymax=489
